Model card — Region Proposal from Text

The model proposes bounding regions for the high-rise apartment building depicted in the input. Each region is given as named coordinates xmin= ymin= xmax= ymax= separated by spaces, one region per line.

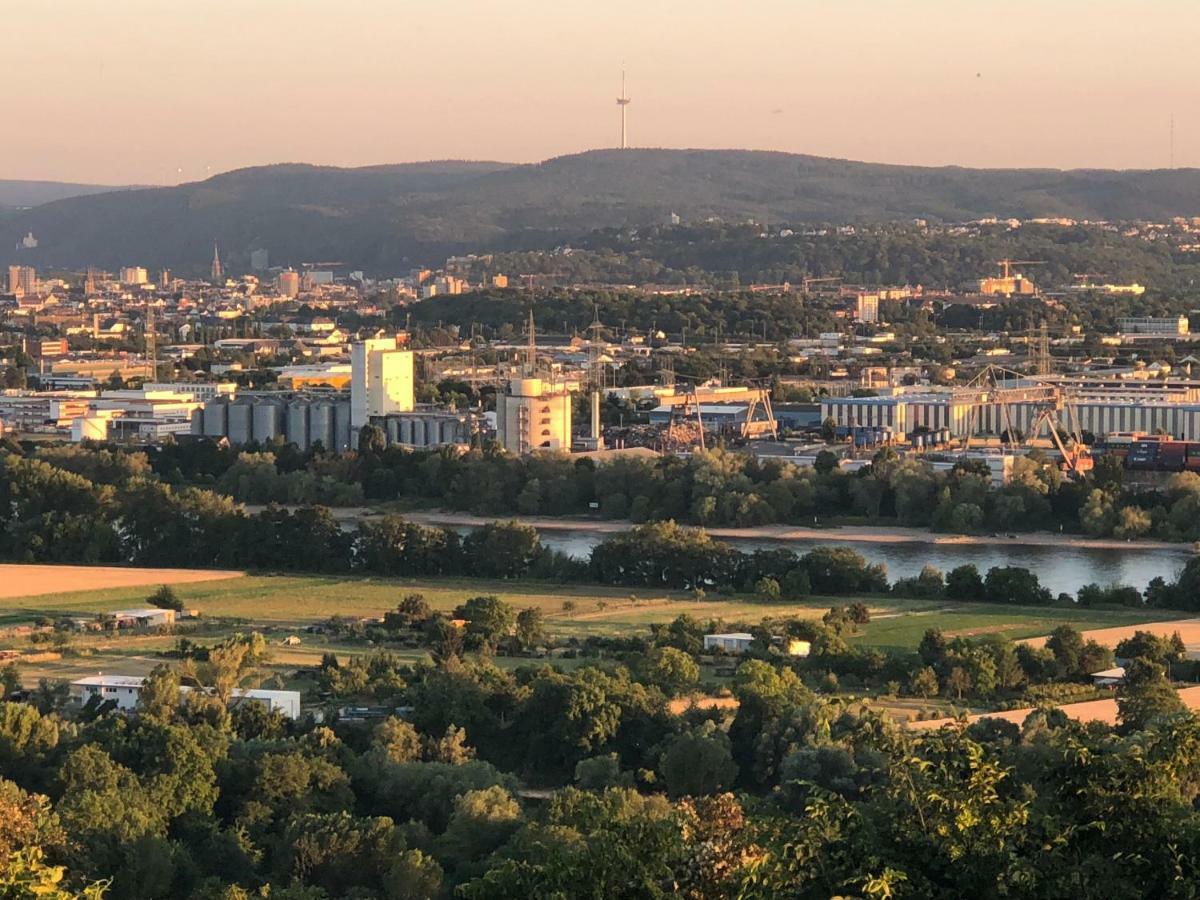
xmin=855 ymin=292 xmax=879 ymax=323
xmin=7 ymin=265 xmax=36 ymax=296
xmin=120 ymin=267 xmax=149 ymax=285
xmin=278 ymin=270 xmax=300 ymax=297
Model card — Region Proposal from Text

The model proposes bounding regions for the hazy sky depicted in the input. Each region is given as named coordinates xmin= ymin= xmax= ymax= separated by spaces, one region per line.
xmin=9 ymin=0 xmax=1199 ymax=184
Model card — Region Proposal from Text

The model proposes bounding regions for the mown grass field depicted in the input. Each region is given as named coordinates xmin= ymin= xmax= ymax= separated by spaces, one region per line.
xmin=0 ymin=570 xmax=1186 ymax=686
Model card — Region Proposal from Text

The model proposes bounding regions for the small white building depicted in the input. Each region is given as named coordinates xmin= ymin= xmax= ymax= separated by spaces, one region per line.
xmin=703 ymin=633 xmax=755 ymax=654
xmin=71 ymin=675 xmax=144 ymax=710
xmin=70 ymin=674 xmax=302 ymax=719
xmin=111 ymin=608 xmax=177 ymax=628
xmin=1091 ymin=666 xmax=1126 ymax=687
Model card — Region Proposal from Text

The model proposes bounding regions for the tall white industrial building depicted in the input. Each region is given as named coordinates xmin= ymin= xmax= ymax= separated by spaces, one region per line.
xmin=495 ymin=377 xmax=573 ymax=453
xmin=350 ymin=336 xmax=415 ymax=430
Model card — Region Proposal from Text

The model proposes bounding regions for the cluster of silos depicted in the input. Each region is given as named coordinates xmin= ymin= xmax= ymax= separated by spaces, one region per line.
xmin=380 ymin=413 xmax=469 ymax=447
xmin=191 ymin=394 xmax=351 ymax=451
xmin=298 ymin=399 xmax=352 ymax=452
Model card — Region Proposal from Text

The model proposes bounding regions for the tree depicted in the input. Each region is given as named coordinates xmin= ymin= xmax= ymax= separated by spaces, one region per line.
xmin=1117 ymin=658 xmax=1186 ymax=731
xmin=514 ymin=607 xmax=546 ymax=651
xmin=1045 ymin=625 xmax=1085 ymax=677
xmin=372 ymin=717 xmax=422 ymax=764
xmin=643 ymin=647 xmax=700 ymax=696
xmin=945 ymin=564 xmax=984 ymax=601
xmin=1115 ymin=630 xmax=1186 ymax=666
xmin=909 ymin=666 xmax=939 ymax=698
xmin=384 ymin=594 xmax=432 ymax=631
xmin=424 ymin=724 xmax=475 ymax=765
xmin=137 ymin=665 xmax=180 ymax=721
xmin=0 ymin=663 xmax=20 ymax=699
xmin=147 ymin=585 xmax=183 ymax=612
xmin=574 ymin=754 xmax=631 ymax=790
xmin=437 ymin=785 xmax=523 ymax=864
xmin=658 ymin=723 xmax=737 ymax=797
xmin=357 ymin=424 xmax=385 ymax=455
xmin=453 ymin=596 xmax=516 ymax=653
xmin=944 ymin=666 xmax=972 ymax=700
xmin=983 ymin=566 xmax=1052 ymax=605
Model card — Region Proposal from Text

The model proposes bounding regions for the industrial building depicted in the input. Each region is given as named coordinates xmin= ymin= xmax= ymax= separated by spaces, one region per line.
xmin=821 ymin=386 xmax=1200 ymax=442
xmin=495 ymin=377 xmax=573 ymax=453
xmin=350 ymin=336 xmax=415 ymax=430
xmin=1116 ymin=316 xmax=1189 ymax=336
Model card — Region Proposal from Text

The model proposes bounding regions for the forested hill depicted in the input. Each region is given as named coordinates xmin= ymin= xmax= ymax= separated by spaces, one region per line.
xmin=5 ymin=149 xmax=1200 ymax=273
xmin=0 ymin=178 xmax=135 ymax=209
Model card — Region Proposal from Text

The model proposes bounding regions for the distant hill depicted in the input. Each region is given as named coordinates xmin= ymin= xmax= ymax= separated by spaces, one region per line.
xmin=4 ymin=150 xmax=1200 ymax=273
xmin=0 ymin=179 xmax=135 ymax=210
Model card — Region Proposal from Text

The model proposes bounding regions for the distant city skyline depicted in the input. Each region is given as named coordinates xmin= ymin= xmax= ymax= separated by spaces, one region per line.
xmin=8 ymin=0 xmax=1199 ymax=184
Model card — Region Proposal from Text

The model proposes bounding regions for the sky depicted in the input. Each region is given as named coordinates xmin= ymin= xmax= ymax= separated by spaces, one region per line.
xmin=8 ymin=0 xmax=1200 ymax=184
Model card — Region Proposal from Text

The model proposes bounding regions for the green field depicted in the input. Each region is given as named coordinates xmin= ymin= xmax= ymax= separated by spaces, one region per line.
xmin=0 ymin=572 xmax=1186 ymax=687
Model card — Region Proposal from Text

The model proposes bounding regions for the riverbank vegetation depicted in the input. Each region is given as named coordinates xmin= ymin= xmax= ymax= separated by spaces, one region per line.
xmin=139 ymin=438 xmax=1200 ymax=545
xmin=3 ymin=443 xmax=1200 ymax=612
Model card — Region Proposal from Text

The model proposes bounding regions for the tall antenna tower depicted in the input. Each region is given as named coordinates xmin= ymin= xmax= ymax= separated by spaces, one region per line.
xmin=1170 ymin=112 xmax=1176 ymax=168
xmin=1035 ymin=321 xmax=1052 ymax=377
xmin=616 ymin=70 xmax=631 ymax=150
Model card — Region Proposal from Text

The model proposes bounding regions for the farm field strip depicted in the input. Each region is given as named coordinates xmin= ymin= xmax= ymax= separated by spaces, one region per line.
xmin=0 ymin=564 xmax=243 ymax=599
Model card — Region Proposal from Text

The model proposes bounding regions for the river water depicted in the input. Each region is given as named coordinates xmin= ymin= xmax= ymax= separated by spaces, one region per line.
xmin=529 ymin=529 xmax=1193 ymax=597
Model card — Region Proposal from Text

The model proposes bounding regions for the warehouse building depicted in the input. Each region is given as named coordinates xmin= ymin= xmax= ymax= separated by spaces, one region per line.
xmin=821 ymin=390 xmax=1200 ymax=442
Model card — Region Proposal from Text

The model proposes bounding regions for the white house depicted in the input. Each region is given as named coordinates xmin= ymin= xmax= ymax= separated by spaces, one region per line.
xmin=71 ymin=674 xmax=301 ymax=719
xmin=703 ymin=633 xmax=755 ymax=654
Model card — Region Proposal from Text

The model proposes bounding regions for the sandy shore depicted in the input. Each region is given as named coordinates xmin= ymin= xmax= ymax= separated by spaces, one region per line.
xmin=399 ymin=510 xmax=1193 ymax=553
xmin=0 ymin=565 xmax=243 ymax=600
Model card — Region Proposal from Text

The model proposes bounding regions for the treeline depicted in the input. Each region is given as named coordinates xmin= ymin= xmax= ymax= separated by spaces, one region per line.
xmin=143 ymin=437 xmax=1200 ymax=544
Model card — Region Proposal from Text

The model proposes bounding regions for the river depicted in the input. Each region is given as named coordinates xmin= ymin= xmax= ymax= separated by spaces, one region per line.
xmin=527 ymin=529 xmax=1192 ymax=597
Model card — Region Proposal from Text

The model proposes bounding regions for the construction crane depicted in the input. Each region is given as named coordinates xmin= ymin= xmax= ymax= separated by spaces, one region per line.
xmin=801 ymin=275 xmax=841 ymax=292
xmin=957 ymin=366 xmax=1092 ymax=476
xmin=657 ymin=383 xmax=777 ymax=453
xmin=994 ymin=259 xmax=1046 ymax=278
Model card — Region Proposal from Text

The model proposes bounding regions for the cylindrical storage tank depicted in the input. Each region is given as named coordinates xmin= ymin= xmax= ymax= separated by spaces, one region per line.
xmin=309 ymin=403 xmax=334 ymax=450
xmin=202 ymin=401 xmax=228 ymax=438
xmin=253 ymin=402 xmax=283 ymax=443
xmin=333 ymin=401 xmax=352 ymax=453
xmin=227 ymin=403 xmax=252 ymax=445
xmin=385 ymin=417 xmax=400 ymax=445
xmin=441 ymin=419 xmax=457 ymax=445
xmin=286 ymin=402 xmax=309 ymax=450
xmin=410 ymin=418 xmax=425 ymax=447
xmin=399 ymin=417 xmax=414 ymax=445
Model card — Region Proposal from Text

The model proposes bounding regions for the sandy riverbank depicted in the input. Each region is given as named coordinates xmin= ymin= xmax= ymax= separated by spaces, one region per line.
xmin=399 ymin=511 xmax=1193 ymax=553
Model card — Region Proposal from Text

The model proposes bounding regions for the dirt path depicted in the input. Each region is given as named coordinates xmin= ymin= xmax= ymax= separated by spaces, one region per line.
xmin=0 ymin=565 xmax=243 ymax=600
